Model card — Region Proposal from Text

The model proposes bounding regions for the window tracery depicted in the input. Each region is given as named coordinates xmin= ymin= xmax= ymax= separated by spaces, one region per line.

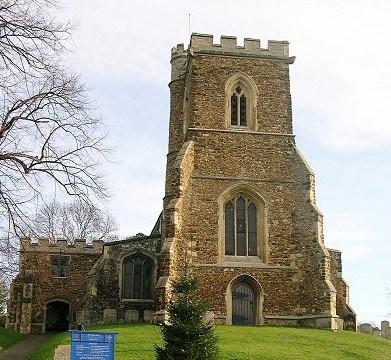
xmin=225 ymin=195 xmax=258 ymax=257
xmin=51 ymin=257 xmax=69 ymax=277
xmin=230 ymin=86 xmax=247 ymax=126
xmin=122 ymin=254 xmax=153 ymax=300
xmin=225 ymin=73 xmax=258 ymax=130
xmin=220 ymin=186 xmax=268 ymax=263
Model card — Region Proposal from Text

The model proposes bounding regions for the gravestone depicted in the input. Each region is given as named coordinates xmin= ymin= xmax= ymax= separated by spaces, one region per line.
xmin=103 ymin=309 xmax=117 ymax=323
xmin=125 ymin=309 xmax=139 ymax=323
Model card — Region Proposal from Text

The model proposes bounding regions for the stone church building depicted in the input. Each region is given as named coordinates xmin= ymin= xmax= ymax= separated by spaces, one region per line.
xmin=6 ymin=33 xmax=356 ymax=334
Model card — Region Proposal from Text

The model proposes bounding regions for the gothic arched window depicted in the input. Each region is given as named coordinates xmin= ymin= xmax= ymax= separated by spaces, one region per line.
xmin=123 ymin=254 xmax=153 ymax=300
xmin=225 ymin=73 xmax=258 ymax=130
xmin=225 ymin=195 xmax=258 ymax=257
xmin=230 ymin=86 xmax=247 ymax=126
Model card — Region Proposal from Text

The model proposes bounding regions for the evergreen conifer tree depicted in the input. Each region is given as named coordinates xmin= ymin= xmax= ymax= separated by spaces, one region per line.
xmin=155 ymin=275 xmax=219 ymax=360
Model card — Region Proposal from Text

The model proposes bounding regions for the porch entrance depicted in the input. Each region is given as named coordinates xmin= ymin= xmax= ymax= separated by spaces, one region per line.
xmin=46 ymin=300 xmax=70 ymax=332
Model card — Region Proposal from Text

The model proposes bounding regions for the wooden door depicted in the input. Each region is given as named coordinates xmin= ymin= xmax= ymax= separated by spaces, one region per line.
xmin=232 ymin=283 xmax=255 ymax=325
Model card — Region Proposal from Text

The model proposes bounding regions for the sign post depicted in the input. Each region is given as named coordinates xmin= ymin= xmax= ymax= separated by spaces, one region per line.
xmin=68 ymin=330 xmax=118 ymax=360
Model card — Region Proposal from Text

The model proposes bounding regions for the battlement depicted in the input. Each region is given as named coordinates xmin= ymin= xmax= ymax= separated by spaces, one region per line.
xmin=20 ymin=237 xmax=104 ymax=254
xmin=171 ymin=33 xmax=291 ymax=60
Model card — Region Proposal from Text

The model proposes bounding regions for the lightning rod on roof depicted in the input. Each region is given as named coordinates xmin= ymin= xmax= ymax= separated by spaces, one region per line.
xmin=188 ymin=14 xmax=191 ymax=40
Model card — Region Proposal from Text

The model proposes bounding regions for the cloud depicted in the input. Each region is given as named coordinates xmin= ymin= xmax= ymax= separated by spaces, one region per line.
xmin=53 ymin=0 xmax=391 ymax=325
xmin=324 ymin=211 xmax=382 ymax=261
xmin=64 ymin=0 xmax=391 ymax=152
xmin=294 ymin=69 xmax=391 ymax=150
xmin=107 ymin=172 xmax=164 ymax=238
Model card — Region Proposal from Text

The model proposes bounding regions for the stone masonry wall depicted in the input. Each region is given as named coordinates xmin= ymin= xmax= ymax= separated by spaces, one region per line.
xmin=187 ymin=55 xmax=292 ymax=134
xmin=161 ymin=34 xmax=348 ymax=329
xmin=185 ymin=52 xmax=331 ymax=319
xmin=7 ymin=238 xmax=103 ymax=334
xmin=83 ymin=236 xmax=160 ymax=325
xmin=328 ymin=248 xmax=356 ymax=330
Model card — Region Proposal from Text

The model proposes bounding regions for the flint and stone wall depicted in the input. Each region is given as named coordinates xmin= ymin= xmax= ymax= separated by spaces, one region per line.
xmin=81 ymin=236 xmax=160 ymax=325
xmin=158 ymin=33 xmax=355 ymax=329
xmin=7 ymin=33 xmax=355 ymax=333
xmin=6 ymin=238 xmax=103 ymax=334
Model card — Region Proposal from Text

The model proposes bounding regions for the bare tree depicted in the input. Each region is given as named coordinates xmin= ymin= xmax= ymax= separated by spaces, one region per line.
xmin=0 ymin=234 xmax=18 ymax=277
xmin=0 ymin=1 xmax=109 ymax=233
xmin=0 ymin=0 xmax=110 ymax=276
xmin=33 ymin=199 xmax=118 ymax=244
xmin=0 ymin=273 xmax=7 ymax=324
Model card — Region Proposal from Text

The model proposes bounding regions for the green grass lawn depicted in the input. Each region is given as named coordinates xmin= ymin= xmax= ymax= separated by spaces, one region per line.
xmin=23 ymin=323 xmax=391 ymax=360
xmin=0 ymin=327 xmax=26 ymax=351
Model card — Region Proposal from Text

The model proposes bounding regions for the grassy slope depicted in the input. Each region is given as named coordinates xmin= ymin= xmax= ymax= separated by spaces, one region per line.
xmin=0 ymin=327 xmax=26 ymax=351
xmin=25 ymin=331 xmax=70 ymax=360
xmin=219 ymin=326 xmax=391 ymax=360
xmin=25 ymin=324 xmax=391 ymax=360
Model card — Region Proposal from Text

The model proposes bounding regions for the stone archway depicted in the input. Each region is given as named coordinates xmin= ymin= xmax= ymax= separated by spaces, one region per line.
xmin=45 ymin=300 xmax=70 ymax=332
xmin=226 ymin=275 xmax=263 ymax=326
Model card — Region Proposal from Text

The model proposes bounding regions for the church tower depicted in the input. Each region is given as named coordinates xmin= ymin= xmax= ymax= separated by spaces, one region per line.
xmin=157 ymin=33 xmax=355 ymax=329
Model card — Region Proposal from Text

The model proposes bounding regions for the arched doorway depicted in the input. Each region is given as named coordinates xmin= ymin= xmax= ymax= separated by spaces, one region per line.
xmin=232 ymin=282 xmax=256 ymax=325
xmin=46 ymin=300 xmax=70 ymax=332
xmin=226 ymin=275 xmax=263 ymax=326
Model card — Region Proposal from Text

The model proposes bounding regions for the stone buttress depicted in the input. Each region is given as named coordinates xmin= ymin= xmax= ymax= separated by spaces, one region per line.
xmin=156 ymin=33 xmax=355 ymax=329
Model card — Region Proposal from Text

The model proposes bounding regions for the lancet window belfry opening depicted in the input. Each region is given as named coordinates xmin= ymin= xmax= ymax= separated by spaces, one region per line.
xmin=225 ymin=195 xmax=258 ymax=257
xmin=230 ymin=86 xmax=247 ymax=126
xmin=225 ymin=73 xmax=257 ymax=130
xmin=122 ymin=254 xmax=153 ymax=300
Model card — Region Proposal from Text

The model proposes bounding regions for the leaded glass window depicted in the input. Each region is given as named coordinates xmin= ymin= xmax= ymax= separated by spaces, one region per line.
xmin=123 ymin=254 xmax=153 ymax=299
xmin=225 ymin=202 xmax=235 ymax=255
xmin=225 ymin=196 xmax=258 ymax=256
xmin=240 ymin=95 xmax=246 ymax=126
xmin=51 ymin=257 xmax=68 ymax=277
xmin=231 ymin=94 xmax=238 ymax=125
xmin=230 ymin=86 xmax=247 ymax=126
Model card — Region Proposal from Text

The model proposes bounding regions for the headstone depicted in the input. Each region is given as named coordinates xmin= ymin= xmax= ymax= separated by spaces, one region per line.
xmin=103 ymin=309 xmax=117 ymax=323
xmin=357 ymin=323 xmax=373 ymax=334
xmin=336 ymin=318 xmax=344 ymax=331
xmin=204 ymin=311 xmax=215 ymax=324
xmin=381 ymin=320 xmax=390 ymax=339
xmin=125 ymin=309 xmax=139 ymax=323
xmin=343 ymin=313 xmax=356 ymax=331
xmin=144 ymin=310 xmax=154 ymax=323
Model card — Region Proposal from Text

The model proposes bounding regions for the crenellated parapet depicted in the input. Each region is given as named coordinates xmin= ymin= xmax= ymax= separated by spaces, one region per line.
xmin=171 ymin=33 xmax=292 ymax=61
xmin=20 ymin=237 xmax=104 ymax=254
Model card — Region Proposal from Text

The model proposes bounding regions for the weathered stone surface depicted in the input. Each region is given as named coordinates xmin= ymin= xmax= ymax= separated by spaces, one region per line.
xmin=103 ymin=309 xmax=117 ymax=323
xmin=6 ymin=33 xmax=355 ymax=333
xmin=82 ymin=235 xmax=160 ymax=324
xmin=125 ymin=310 xmax=139 ymax=323
xmin=144 ymin=310 xmax=154 ymax=323
xmin=6 ymin=238 xmax=103 ymax=333
xmin=158 ymin=33 xmax=354 ymax=329
xmin=54 ymin=345 xmax=70 ymax=360
xmin=358 ymin=321 xmax=391 ymax=340
xmin=358 ymin=323 xmax=374 ymax=334
xmin=381 ymin=320 xmax=390 ymax=338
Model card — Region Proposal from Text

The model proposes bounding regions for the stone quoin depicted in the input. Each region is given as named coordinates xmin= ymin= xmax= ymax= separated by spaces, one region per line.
xmin=6 ymin=33 xmax=356 ymax=333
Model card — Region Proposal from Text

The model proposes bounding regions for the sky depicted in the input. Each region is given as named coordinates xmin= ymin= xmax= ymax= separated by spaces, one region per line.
xmin=61 ymin=0 xmax=391 ymax=326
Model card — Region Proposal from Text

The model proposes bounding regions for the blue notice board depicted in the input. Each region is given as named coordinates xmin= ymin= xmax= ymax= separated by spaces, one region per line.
xmin=69 ymin=330 xmax=118 ymax=360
